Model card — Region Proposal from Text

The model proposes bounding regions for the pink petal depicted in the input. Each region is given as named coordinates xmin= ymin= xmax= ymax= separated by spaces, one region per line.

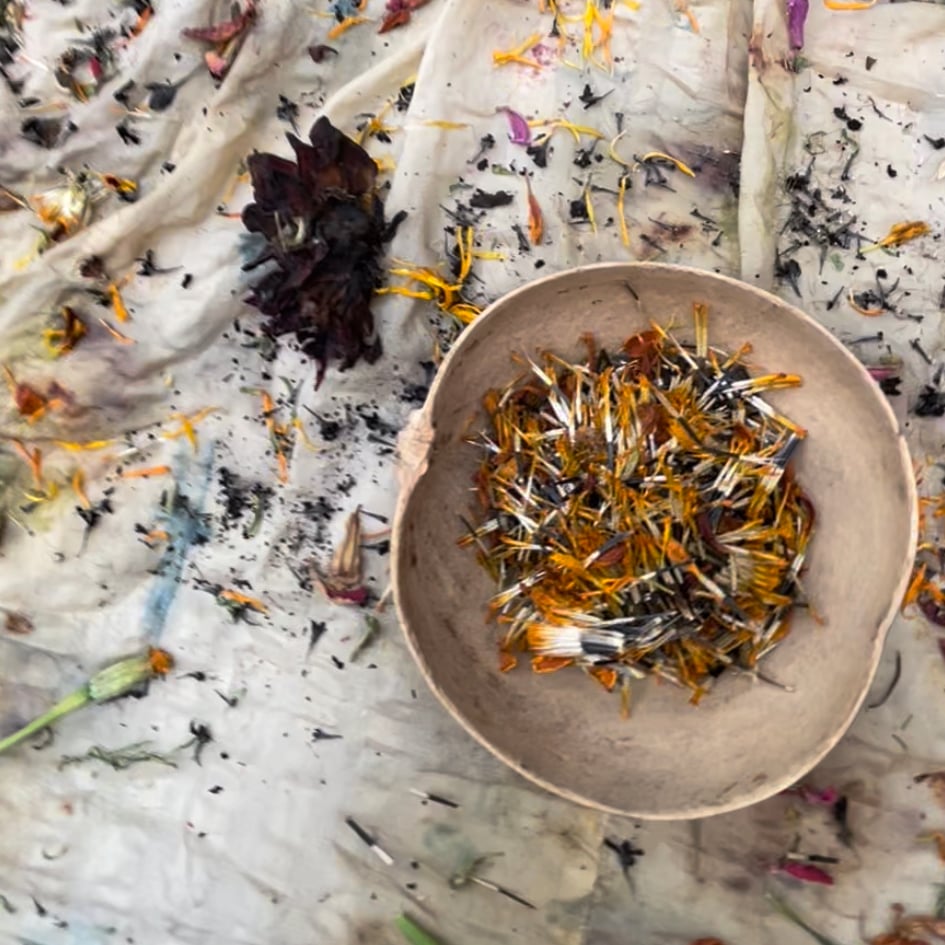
xmin=327 ymin=586 xmax=370 ymax=606
xmin=498 ymin=107 xmax=531 ymax=146
xmin=775 ymin=862 xmax=835 ymax=885
xmin=205 ymin=50 xmax=230 ymax=79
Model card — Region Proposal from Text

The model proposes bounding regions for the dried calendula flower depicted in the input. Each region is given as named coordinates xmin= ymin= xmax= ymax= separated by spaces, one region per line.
xmin=0 ymin=647 xmax=174 ymax=756
xmin=30 ymin=175 xmax=94 ymax=244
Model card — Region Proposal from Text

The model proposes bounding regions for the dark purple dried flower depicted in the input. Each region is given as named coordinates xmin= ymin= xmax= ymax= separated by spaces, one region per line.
xmin=241 ymin=117 xmax=400 ymax=387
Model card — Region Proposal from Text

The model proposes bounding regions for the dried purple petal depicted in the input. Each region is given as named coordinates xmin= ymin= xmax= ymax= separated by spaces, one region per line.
xmin=241 ymin=118 xmax=400 ymax=387
xmin=498 ymin=106 xmax=531 ymax=146
xmin=786 ymin=0 xmax=809 ymax=50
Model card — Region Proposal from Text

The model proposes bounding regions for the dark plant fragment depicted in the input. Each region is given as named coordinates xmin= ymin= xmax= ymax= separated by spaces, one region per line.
xmin=241 ymin=118 xmax=401 ymax=387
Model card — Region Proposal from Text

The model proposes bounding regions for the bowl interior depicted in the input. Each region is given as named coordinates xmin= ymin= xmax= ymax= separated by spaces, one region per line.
xmin=393 ymin=263 xmax=915 ymax=818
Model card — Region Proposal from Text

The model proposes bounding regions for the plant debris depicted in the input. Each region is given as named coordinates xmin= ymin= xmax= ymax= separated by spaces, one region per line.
xmin=3 ymin=611 xmax=33 ymax=635
xmin=604 ymin=837 xmax=645 ymax=877
xmin=181 ymin=0 xmax=257 ymax=80
xmin=308 ymin=44 xmax=338 ymax=62
xmin=380 ymin=0 xmax=432 ymax=33
xmin=469 ymin=189 xmax=514 ymax=209
xmin=310 ymin=506 xmax=368 ymax=605
xmin=462 ymin=304 xmax=814 ymax=708
xmin=241 ymin=117 xmax=402 ymax=387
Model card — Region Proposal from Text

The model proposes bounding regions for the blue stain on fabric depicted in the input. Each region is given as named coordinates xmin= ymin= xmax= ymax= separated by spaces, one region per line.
xmin=330 ymin=0 xmax=363 ymax=18
xmin=142 ymin=444 xmax=213 ymax=643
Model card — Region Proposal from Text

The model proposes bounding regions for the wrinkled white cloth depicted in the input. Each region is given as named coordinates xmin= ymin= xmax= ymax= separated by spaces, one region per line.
xmin=0 ymin=1 xmax=943 ymax=943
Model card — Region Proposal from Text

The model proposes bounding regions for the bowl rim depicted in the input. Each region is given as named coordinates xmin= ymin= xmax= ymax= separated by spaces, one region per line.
xmin=391 ymin=261 xmax=918 ymax=819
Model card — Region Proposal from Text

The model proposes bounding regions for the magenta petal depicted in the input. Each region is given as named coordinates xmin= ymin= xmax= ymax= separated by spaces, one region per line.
xmin=327 ymin=586 xmax=370 ymax=606
xmin=786 ymin=0 xmax=809 ymax=50
xmin=777 ymin=862 xmax=835 ymax=885
xmin=498 ymin=107 xmax=531 ymax=146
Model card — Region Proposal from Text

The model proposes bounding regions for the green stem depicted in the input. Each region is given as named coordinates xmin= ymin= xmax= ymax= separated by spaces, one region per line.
xmin=0 ymin=687 xmax=90 ymax=757
xmin=394 ymin=914 xmax=444 ymax=945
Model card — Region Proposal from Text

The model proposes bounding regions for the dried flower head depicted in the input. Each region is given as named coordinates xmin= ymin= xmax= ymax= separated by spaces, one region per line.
xmin=241 ymin=117 xmax=401 ymax=387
